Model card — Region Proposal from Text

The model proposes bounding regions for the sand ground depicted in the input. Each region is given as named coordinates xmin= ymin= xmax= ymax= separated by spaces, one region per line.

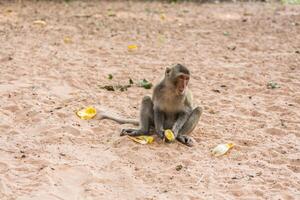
xmin=0 ymin=0 xmax=299 ymax=199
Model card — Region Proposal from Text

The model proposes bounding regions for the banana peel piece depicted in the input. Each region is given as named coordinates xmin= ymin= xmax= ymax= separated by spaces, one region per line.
xmin=164 ymin=129 xmax=175 ymax=142
xmin=33 ymin=20 xmax=47 ymax=26
xmin=76 ymin=106 xmax=97 ymax=120
xmin=128 ymin=45 xmax=138 ymax=51
xmin=128 ymin=136 xmax=154 ymax=144
xmin=211 ymin=143 xmax=234 ymax=157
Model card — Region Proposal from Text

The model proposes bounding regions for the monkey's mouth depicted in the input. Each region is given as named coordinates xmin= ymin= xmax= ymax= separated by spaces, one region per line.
xmin=177 ymin=89 xmax=185 ymax=95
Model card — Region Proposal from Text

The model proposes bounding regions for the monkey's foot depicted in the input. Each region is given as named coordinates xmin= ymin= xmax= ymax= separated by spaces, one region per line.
xmin=120 ymin=128 xmax=135 ymax=136
xmin=120 ymin=129 xmax=148 ymax=136
xmin=176 ymin=135 xmax=194 ymax=147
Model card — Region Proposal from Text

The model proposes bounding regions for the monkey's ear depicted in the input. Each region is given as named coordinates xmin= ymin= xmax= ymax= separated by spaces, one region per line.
xmin=165 ymin=67 xmax=171 ymax=76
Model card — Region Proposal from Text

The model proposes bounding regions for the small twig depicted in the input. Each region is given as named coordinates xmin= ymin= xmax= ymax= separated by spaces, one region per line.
xmin=195 ymin=174 xmax=204 ymax=186
xmin=280 ymin=119 xmax=300 ymax=124
xmin=0 ymin=148 xmax=16 ymax=153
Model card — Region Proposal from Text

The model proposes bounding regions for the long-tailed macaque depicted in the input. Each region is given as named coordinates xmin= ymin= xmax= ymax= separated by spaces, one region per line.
xmin=99 ymin=64 xmax=202 ymax=146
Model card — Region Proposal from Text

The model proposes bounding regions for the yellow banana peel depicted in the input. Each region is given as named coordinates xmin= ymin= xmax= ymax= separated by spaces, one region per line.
xmin=164 ymin=129 xmax=175 ymax=142
xmin=128 ymin=45 xmax=138 ymax=51
xmin=128 ymin=136 xmax=154 ymax=144
xmin=76 ymin=106 xmax=97 ymax=120
xmin=211 ymin=143 xmax=234 ymax=157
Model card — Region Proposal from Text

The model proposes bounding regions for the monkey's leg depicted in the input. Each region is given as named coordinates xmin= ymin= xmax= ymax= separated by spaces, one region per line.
xmin=176 ymin=107 xmax=202 ymax=147
xmin=154 ymin=108 xmax=166 ymax=139
xmin=120 ymin=96 xmax=154 ymax=136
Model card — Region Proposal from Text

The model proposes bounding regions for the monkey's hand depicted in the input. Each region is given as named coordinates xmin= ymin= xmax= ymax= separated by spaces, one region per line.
xmin=172 ymin=130 xmax=179 ymax=139
xmin=156 ymin=130 xmax=165 ymax=140
xmin=164 ymin=129 xmax=176 ymax=143
xmin=154 ymin=108 xmax=165 ymax=140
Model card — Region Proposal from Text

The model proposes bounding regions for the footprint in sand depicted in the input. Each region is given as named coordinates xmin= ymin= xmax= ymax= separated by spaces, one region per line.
xmin=287 ymin=158 xmax=300 ymax=173
xmin=287 ymin=165 xmax=300 ymax=173
xmin=2 ymin=105 xmax=20 ymax=112
xmin=56 ymin=111 xmax=68 ymax=119
xmin=63 ymin=125 xmax=81 ymax=136
xmin=265 ymin=128 xmax=286 ymax=136
xmin=0 ymin=163 xmax=10 ymax=194
xmin=0 ymin=162 xmax=9 ymax=174
xmin=235 ymin=138 xmax=258 ymax=147
xmin=45 ymin=166 xmax=92 ymax=199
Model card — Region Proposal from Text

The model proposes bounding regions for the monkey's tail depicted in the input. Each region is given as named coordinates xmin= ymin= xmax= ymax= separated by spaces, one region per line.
xmin=98 ymin=113 xmax=139 ymax=126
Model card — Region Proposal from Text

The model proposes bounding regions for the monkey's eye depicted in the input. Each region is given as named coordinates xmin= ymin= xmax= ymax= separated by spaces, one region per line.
xmin=179 ymin=75 xmax=189 ymax=80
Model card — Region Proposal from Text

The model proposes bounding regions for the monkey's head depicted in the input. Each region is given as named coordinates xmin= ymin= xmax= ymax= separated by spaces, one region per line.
xmin=165 ymin=64 xmax=190 ymax=95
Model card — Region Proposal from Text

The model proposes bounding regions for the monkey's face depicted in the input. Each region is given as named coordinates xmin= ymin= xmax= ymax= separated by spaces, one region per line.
xmin=165 ymin=64 xmax=190 ymax=95
xmin=175 ymin=74 xmax=190 ymax=95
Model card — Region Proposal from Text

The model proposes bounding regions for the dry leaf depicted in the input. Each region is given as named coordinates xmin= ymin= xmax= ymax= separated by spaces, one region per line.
xmin=107 ymin=11 xmax=116 ymax=17
xmin=64 ymin=36 xmax=72 ymax=44
xmin=6 ymin=9 xmax=13 ymax=13
xmin=160 ymin=14 xmax=166 ymax=20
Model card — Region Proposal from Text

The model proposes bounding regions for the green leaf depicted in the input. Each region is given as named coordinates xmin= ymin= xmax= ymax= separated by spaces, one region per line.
xmin=267 ymin=81 xmax=280 ymax=89
xmin=281 ymin=0 xmax=300 ymax=5
xmin=138 ymin=79 xmax=153 ymax=89
xmin=108 ymin=74 xmax=113 ymax=80
xmin=223 ymin=31 xmax=230 ymax=36
xmin=107 ymin=11 xmax=116 ymax=17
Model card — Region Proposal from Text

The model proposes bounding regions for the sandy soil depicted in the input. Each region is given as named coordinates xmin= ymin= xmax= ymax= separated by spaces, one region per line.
xmin=0 ymin=0 xmax=300 ymax=199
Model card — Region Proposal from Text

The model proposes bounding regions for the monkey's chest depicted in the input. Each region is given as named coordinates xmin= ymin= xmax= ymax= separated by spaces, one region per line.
xmin=158 ymin=95 xmax=185 ymax=113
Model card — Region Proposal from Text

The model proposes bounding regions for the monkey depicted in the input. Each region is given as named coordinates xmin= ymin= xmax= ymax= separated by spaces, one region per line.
xmin=98 ymin=64 xmax=202 ymax=147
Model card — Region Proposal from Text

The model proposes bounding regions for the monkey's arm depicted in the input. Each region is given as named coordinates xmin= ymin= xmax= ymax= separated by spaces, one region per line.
xmin=154 ymin=108 xmax=165 ymax=139
xmin=172 ymin=95 xmax=193 ymax=137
